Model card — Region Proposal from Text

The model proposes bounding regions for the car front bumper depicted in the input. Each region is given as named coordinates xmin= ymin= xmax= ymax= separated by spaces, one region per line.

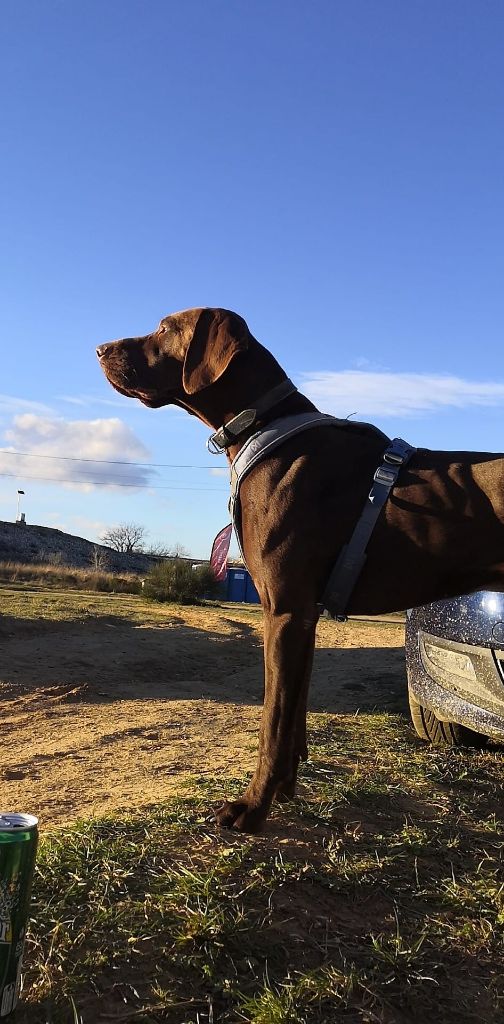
xmin=406 ymin=630 xmax=504 ymax=742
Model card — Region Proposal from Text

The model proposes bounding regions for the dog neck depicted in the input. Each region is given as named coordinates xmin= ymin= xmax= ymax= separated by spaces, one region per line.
xmin=176 ymin=340 xmax=319 ymax=460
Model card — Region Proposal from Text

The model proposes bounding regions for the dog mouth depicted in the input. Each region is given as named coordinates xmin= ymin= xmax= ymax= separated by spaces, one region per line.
xmin=97 ymin=341 xmax=179 ymax=410
xmin=102 ymin=370 xmax=164 ymax=407
xmin=98 ymin=356 xmax=170 ymax=408
xmin=136 ymin=393 xmax=169 ymax=408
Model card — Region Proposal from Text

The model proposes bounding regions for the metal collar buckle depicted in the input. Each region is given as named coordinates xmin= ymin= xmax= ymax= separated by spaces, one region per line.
xmin=207 ymin=409 xmax=259 ymax=453
xmin=207 ymin=378 xmax=298 ymax=454
xmin=207 ymin=434 xmax=226 ymax=455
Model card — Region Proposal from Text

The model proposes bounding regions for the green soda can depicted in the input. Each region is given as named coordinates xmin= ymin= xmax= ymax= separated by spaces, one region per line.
xmin=0 ymin=814 xmax=38 ymax=1019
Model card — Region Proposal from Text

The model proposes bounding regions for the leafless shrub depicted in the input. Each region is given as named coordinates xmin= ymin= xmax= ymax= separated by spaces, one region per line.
xmin=89 ymin=545 xmax=109 ymax=571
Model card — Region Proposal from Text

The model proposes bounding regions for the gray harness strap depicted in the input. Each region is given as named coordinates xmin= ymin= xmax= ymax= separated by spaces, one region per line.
xmin=321 ymin=437 xmax=416 ymax=620
xmin=222 ymin=413 xmax=415 ymax=621
xmin=229 ymin=412 xmax=341 ymax=560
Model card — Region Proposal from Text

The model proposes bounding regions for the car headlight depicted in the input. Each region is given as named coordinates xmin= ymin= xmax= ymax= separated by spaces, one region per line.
xmin=420 ymin=636 xmax=477 ymax=685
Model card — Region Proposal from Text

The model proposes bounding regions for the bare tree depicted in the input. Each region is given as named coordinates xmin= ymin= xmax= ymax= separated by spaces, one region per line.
xmin=89 ymin=545 xmax=109 ymax=570
xmin=101 ymin=523 xmax=147 ymax=554
xmin=166 ymin=541 xmax=190 ymax=559
xmin=145 ymin=541 xmax=172 ymax=559
xmin=144 ymin=540 xmax=190 ymax=560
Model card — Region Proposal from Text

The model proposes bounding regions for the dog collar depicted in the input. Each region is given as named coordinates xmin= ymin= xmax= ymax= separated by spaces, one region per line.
xmin=207 ymin=378 xmax=298 ymax=453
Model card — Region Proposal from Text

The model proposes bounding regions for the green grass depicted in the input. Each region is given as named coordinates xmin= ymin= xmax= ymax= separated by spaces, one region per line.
xmin=0 ymin=585 xmax=140 ymax=626
xmin=0 ymin=582 xmax=235 ymax=628
xmin=16 ymin=717 xmax=504 ymax=1023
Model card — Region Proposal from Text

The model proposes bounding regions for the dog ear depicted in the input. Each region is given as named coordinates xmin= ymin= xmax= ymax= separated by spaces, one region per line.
xmin=182 ymin=309 xmax=250 ymax=394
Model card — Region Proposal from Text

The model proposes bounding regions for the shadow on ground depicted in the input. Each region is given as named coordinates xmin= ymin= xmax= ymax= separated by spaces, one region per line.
xmin=0 ymin=612 xmax=406 ymax=712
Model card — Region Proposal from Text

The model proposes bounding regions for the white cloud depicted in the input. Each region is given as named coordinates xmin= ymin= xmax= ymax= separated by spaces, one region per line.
xmin=0 ymin=414 xmax=154 ymax=491
xmin=0 ymin=394 xmax=54 ymax=416
xmin=70 ymin=515 xmax=110 ymax=537
xmin=56 ymin=394 xmax=132 ymax=409
xmin=56 ymin=396 xmax=89 ymax=407
xmin=46 ymin=513 xmax=109 ymax=539
xmin=57 ymin=393 xmax=187 ymax=415
xmin=302 ymin=371 xmax=504 ymax=418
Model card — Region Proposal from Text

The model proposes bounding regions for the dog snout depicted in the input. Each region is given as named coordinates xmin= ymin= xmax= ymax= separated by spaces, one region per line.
xmin=96 ymin=342 xmax=115 ymax=360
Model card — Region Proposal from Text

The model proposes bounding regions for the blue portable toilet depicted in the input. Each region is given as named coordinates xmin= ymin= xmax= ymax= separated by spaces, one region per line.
xmin=245 ymin=573 xmax=260 ymax=604
xmin=226 ymin=567 xmax=260 ymax=604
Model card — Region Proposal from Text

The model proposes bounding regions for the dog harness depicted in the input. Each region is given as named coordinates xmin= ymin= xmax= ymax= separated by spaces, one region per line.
xmin=229 ymin=412 xmax=344 ymax=547
xmin=321 ymin=434 xmax=416 ymax=618
xmin=210 ymin=407 xmax=416 ymax=620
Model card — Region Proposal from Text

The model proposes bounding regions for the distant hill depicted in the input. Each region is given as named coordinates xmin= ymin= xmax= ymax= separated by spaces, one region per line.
xmin=0 ymin=520 xmax=157 ymax=574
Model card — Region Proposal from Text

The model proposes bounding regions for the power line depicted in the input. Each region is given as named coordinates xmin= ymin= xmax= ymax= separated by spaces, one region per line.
xmin=0 ymin=470 xmax=228 ymax=492
xmin=0 ymin=448 xmax=227 ymax=470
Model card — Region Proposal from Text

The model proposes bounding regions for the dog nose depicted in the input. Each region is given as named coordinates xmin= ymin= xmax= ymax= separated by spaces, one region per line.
xmin=96 ymin=343 xmax=113 ymax=359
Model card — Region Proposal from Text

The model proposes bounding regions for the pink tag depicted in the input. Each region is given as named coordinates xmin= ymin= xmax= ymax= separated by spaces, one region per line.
xmin=210 ymin=523 xmax=233 ymax=581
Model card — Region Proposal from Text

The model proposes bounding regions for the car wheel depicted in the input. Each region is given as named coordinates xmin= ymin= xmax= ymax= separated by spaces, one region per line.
xmin=408 ymin=686 xmax=487 ymax=747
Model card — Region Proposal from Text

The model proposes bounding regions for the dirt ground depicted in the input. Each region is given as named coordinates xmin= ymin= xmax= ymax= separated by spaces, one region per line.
xmin=0 ymin=599 xmax=407 ymax=826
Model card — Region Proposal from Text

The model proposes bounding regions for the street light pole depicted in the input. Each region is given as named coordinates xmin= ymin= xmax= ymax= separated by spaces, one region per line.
xmin=16 ymin=489 xmax=25 ymax=522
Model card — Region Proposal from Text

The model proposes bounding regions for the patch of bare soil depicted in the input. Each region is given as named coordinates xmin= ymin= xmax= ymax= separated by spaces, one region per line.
xmin=0 ymin=604 xmax=406 ymax=825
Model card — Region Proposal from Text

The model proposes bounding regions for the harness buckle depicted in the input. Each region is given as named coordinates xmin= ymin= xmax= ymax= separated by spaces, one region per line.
xmin=383 ymin=438 xmax=413 ymax=466
xmin=383 ymin=451 xmax=404 ymax=466
xmin=374 ymin=465 xmax=397 ymax=486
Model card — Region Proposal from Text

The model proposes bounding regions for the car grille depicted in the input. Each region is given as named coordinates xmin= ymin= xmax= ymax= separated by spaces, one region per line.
xmin=495 ymin=651 xmax=504 ymax=683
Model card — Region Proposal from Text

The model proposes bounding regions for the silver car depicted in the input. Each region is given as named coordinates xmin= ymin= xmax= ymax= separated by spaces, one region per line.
xmin=405 ymin=591 xmax=504 ymax=746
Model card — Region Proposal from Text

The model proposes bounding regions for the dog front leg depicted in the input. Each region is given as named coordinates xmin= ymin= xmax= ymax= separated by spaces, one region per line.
xmin=274 ymin=632 xmax=314 ymax=802
xmin=214 ymin=609 xmax=317 ymax=832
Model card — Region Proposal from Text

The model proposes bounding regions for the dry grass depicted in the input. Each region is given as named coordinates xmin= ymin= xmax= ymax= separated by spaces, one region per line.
xmin=0 ymin=560 xmax=141 ymax=594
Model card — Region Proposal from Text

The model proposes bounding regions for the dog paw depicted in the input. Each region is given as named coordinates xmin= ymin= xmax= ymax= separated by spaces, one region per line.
xmin=212 ymin=798 xmax=266 ymax=833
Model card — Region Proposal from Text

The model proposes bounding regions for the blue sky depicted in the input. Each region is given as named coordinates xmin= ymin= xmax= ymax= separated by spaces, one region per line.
xmin=1 ymin=0 xmax=503 ymax=558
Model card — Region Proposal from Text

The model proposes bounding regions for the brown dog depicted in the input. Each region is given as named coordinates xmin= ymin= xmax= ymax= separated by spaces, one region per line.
xmin=97 ymin=307 xmax=504 ymax=831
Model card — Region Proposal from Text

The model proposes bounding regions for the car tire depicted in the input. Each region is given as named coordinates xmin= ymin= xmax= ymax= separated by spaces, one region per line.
xmin=408 ymin=687 xmax=487 ymax=747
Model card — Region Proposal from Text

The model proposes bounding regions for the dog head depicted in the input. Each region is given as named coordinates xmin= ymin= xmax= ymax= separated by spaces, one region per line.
xmin=97 ymin=307 xmax=251 ymax=407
